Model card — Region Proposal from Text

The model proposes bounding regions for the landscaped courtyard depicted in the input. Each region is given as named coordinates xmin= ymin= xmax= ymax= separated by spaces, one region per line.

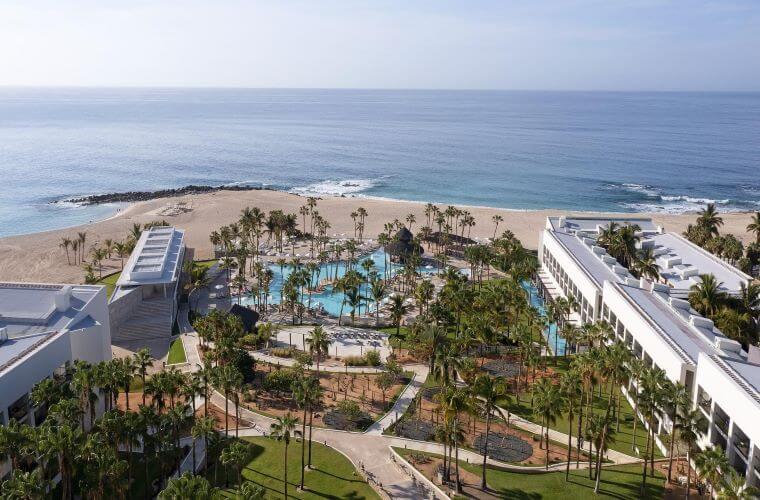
xmin=212 ymin=436 xmax=380 ymax=499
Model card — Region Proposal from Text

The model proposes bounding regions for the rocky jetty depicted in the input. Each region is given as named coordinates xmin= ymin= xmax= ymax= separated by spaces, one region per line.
xmin=58 ymin=184 xmax=267 ymax=206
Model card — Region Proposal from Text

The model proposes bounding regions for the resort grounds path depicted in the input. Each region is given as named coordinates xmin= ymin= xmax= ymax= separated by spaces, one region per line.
xmin=506 ymin=412 xmax=640 ymax=465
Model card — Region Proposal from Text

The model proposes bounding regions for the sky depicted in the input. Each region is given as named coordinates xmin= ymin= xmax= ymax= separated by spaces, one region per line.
xmin=1 ymin=0 xmax=759 ymax=91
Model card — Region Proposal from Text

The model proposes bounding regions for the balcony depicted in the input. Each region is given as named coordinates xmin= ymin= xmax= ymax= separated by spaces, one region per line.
xmin=698 ymin=398 xmax=712 ymax=415
xmin=734 ymin=439 xmax=750 ymax=462
xmin=713 ymin=413 xmax=729 ymax=436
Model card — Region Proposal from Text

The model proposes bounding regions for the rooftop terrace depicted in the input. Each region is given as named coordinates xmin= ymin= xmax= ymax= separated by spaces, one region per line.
xmin=117 ymin=226 xmax=185 ymax=286
xmin=641 ymin=232 xmax=750 ymax=296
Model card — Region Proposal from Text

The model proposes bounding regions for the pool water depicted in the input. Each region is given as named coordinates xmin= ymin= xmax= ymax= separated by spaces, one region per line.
xmin=522 ymin=281 xmax=566 ymax=355
xmin=241 ymin=249 xmax=435 ymax=317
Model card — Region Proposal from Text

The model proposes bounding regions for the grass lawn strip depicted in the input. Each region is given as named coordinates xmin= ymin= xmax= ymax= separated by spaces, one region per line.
xmin=212 ymin=436 xmax=379 ymax=499
xmin=394 ymin=447 xmax=665 ymax=499
xmin=167 ymin=337 xmax=188 ymax=364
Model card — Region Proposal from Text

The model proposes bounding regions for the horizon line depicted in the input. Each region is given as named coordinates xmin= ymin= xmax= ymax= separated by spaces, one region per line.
xmin=1 ymin=84 xmax=759 ymax=94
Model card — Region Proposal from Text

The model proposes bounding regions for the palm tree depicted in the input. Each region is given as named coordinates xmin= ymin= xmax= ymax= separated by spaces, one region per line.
xmin=0 ymin=468 xmax=49 ymax=499
xmin=628 ymin=357 xmax=646 ymax=451
xmin=676 ymin=408 xmax=701 ymax=499
xmin=270 ymin=413 xmax=299 ymax=500
xmin=696 ymin=445 xmax=730 ymax=497
xmin=389 ymin=294 xmax=409 ymax=336
xmin=473 ymin=374 xmax=508 ymax=490
xmin=59 ymin=237 xmax=72 ymax=265
xmin=304 ymin=325 xmax=330 ymax=375
xmin=559 ymin=369 xmax=583 ymax=480
xmin=663 ymin=381 xmax=689 ymax=484
xmin=689 ymin=274 xmax=728 ymax=317
xmin=438 ymin=386 xmax=469 ymax=492
xmin=698 ymin=203 xmax=724 ymax=237
xmin=220 ymin=440 xmax=249 ymax=488
xmin=0 ymin=419 xmax=28 ymax=479
xmin=214 ymin=365 xmax=243 ymax=437
xmin=533 ymin=378 xmax=565 ymax=470
xmin=589 ymin=413 xmax=616 ymax=490
xmin=633 ymin=248 xmax=660 ymax=281
xmin=491 ymin=214 xmax=503 ymax=240
xmin=133 ymin=348 xmax=153 ymax=406
xmin=370 ymin=279 xmax=387 ymax=326
xmin=192 ymin=416 xmax=216 ymax=475
xmin=40 ymin=422 xmax=80 ymax=500
xmin=717 ymin=469 xmax=759 ymax=499
xmin=159 ymin=471 xmax=217 ymax=499
xmin=292 ymin=376 xmax=322 ymax=488
xmin=747 ymin=211 xmax=760 ymax=244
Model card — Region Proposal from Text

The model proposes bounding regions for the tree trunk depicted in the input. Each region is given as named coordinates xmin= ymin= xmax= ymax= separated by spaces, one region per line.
xmin=300 ymin=406 xmax=307 ymax=489
xmin=566 ymin=411 xmax=573 ymax=480
xmin=481 ymin=412 xmax=490 ymax=489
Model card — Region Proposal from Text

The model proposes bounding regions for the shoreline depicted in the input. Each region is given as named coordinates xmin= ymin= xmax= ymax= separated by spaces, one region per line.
xmin=0 ymin=188 xmax=756 ymax=285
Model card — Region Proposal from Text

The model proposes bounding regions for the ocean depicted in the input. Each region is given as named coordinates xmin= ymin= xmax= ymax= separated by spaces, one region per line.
xmin=1 ymin=88 xmax=758 ymax=238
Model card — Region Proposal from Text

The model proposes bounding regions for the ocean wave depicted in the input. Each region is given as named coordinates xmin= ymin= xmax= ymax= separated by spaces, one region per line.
xmin=622 ymin=201 xmax=748 ymax=214
xmin=659 ymin=195 xmax=730 ymax=204
xmin=289 ymin=178 xmax=377 ymax=197
xmin=619 ymin=183 xmax=661 ymax=197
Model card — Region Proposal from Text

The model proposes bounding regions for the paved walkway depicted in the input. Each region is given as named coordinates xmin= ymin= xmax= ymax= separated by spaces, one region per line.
xmin=507 ymin=412 xmax=639 ymax=464
xmin=250 ymin=350 xmax=386 ymax=373
xmin=366 ymin=364 xmax=429 ymax=435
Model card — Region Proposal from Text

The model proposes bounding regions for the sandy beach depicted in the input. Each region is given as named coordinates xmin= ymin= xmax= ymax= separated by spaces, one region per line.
xmin=0 ymin=189 xmax=756 ymax=284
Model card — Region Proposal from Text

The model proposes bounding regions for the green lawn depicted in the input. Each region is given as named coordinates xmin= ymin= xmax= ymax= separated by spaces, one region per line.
xmin=502 ymin=378 xmax=663 ymax=458
xmin=395 ymin=448 xmax=665 ymax=499
xmin=212 ymin=436 xmax=379 ymax=499
xmin=97 ymin=271 xmax=121 ymax=298
xmin=167 ymin=338 xmax=187 ymax=364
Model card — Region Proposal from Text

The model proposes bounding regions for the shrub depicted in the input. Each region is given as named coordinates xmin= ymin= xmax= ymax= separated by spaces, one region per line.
xmin=343 ymin=355 xmax=368 ymax=366
xmin=337 ymin=400 xmax=362 ymax=420
xmin=271 ymin=347 xmax=294 ymax=358
xmin=364 ymin=350 xmax=381 ymax=366
xmin=264 ymin=369 xmax=297 ymax=393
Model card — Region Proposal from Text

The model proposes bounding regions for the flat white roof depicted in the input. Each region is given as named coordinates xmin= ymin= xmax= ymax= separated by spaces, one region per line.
xmin=611 ymin=281 xmax=744 ymax=365
xmin=547 ymin=216 xmax=660 ymax=235
xmin=0 ymin=283 xmax=103 ymax=370
xmin=0 ymin=283 xmax=101 ymax=337
xmin=550 ymin=230 xmax=634 ymax=289
xmin=117 ymin=226 xmax=185 ymax=286
xmin=642 ymin=232 xmax=750 ymax=295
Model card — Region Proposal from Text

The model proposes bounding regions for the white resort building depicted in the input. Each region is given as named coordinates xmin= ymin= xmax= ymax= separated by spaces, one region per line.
xmin=536 ymin=216 xmax=760 ymax=487
xmin=0 ymin=283 xmax=112 ymax=479
xmin=109 ymin=226 xmax=186 ymax=345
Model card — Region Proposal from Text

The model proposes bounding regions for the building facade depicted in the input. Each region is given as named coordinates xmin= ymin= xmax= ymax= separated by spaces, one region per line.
xmin=0 ymin=283 xmax=112 ymax=479
xmin=536 ymin=216 xmax=760 ymax=486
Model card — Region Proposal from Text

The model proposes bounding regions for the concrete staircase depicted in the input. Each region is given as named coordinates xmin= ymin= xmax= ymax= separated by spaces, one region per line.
xmin=112 ymin=298 xmax=174 ymax=344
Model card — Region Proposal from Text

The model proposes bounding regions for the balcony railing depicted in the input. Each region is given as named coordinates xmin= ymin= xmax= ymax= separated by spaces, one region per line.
xmin=734 ymin=440 xmax=750 ymax=461
xmin=713 ymin=413 xmax=729 ymax=435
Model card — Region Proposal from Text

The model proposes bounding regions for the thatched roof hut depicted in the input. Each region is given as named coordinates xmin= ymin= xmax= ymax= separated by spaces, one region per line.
xmin=229 ymin=304 xmax=260 ymax=333
xmin=386 ymin=227 xmax=423 ymax=262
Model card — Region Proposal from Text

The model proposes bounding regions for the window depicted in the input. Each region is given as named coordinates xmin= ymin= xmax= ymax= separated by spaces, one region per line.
xmin=8 ymin=394 xmax=29 ymax=423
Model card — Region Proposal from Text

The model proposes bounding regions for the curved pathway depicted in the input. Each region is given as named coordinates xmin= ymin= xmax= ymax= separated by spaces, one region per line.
xmin=250 ymin=350 xmax=386 ymax=373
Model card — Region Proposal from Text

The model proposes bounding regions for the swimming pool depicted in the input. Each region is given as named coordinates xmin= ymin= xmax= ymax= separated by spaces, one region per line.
xmin=240 ymin=248 xmax=436 ymax=317
xmin=522 ymin=281 xmax=566 ymax=355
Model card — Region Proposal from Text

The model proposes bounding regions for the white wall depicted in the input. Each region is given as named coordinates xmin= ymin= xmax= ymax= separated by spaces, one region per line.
xmin=695 ymin=354 xmax=760 ymax=452
xmin=540 ymin=230 xmax=602 ymax=319
xmin=602 ymin=282 xmax=689 ymax=384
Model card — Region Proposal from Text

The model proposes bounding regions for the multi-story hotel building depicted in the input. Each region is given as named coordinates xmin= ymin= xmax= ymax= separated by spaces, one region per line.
xmin=536 ymin=216 xmax=760 ymax=486
xmin=0 ymin=283 xmax=112 ymax=480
